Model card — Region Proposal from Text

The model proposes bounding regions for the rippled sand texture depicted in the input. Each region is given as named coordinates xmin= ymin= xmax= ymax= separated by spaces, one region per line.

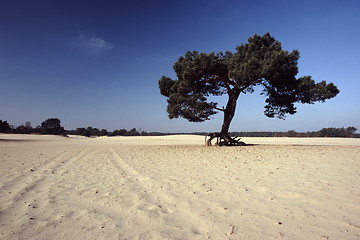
xmin=1 ymin=134 xmax=360 ymax=239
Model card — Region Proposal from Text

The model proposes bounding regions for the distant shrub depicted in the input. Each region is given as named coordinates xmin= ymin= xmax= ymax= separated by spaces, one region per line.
xmin=0 ymin=120 xmax=11 ymax=133
xmin=39 ymin=118 xmax=65 ymax=135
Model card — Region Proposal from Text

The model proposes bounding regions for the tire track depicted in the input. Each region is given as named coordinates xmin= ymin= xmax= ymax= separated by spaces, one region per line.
xmin=0 ymin=148 xmax=89 ymax=212
xmin=108 ymin=148 xmax=167 ymax=217
xmin=0 ymin=149 xmax=71 ymax=191
xmin=109 ymin=148 xmax=215 ymax=238
xmin=19 ymin=147 xmax=135 ymax=239
xmin=0 ymin=148 xmax=90 ymax=240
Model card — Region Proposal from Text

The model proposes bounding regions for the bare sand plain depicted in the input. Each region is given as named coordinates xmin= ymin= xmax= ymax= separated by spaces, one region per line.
xmin=1 ymin=134 xmax=360 ymax=240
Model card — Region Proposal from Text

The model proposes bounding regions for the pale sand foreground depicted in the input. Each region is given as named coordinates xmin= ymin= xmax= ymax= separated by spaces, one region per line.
xmin=1 ymin=134 xmax=359 ymax=240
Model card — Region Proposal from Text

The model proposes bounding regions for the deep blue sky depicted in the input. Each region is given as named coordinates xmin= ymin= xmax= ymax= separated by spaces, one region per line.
xmin=1 ymin=0 xmax=359 ymax=132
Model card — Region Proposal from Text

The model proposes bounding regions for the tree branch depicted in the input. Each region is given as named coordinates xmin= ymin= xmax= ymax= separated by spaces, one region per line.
xmin=238 ymin=81 xmax=255 ymax=93
xmin=223 ymin=78 xmax=238 ymax=95
xmin=227 ymin=78 xmax=236 ymax=86
xmin=224 ymin=81 xmax=232 ymax=93
xmin=211 ymin=105 xmax=225 ymax=112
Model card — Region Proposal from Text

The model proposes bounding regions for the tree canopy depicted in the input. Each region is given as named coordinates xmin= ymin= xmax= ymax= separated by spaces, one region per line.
xmin=159 ymin=33 xmax=339 ymax=145
xmin=39 ymin=118 xmax=65 ymax=135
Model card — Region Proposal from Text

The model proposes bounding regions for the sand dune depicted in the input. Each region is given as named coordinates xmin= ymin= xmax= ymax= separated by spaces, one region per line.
xmin=1 ymin=134 xmax=359 ymax=239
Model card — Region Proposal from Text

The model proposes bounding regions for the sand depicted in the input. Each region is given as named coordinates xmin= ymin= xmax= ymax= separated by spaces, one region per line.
xmin=1 ymin=134 xmax=360 ymax=239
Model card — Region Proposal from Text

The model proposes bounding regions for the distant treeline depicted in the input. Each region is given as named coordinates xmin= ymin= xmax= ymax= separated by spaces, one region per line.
xmin=1 ymin=118 xmax=359 ymax=138
xmin=227 ymin=127 xmax=359 ymax=138
xmin=0 ymin=118 xmax=66 ymax=136
xmin=66 ymin=127 xmax=165 ymax=137
xmin=0 ymin=118 xmax=170 ymax=137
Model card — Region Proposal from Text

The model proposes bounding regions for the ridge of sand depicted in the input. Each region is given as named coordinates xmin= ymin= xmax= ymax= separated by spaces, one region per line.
xmin=1 ymin=134 xmax=359 ymax=239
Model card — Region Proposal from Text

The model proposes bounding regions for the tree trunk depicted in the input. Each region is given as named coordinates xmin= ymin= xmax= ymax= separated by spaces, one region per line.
xmin=219 ymin=91 xmax=240 ymax=144
xmin=205 ymin=90 xmax=246 ymax=146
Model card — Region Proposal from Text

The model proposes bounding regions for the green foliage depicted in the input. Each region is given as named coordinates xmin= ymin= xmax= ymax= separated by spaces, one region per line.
xmin=159 ymin=51 xmax=228 ymax=122
xmin=15 ymin=125 xmax=33 ymax=134
xmin=159 ymin=33 xmax=339 ymax=126
xmin=109 ymin=129 xmax=128 ymax=136
xmin=317 ymin=127 xmax=357 ymax=138
xmin=128 ymin=128 xmax=140 ymax=136
xmin=230 ymin=127 xmax=358 ymax=138
xmin=2 ymin=119 xmax=147 ymax=137
xmin=39 ymin=118 xmax=65 ymax=135
xmin=108 ymin=128 xmax=140 ymax=136
xmin=100 ymin=129 xmax=108 ymax=136
xmin=12 ymin=121 xmax=33 ymax=134
xmin=75 ymin=127 xmax=108 ymax=137
xmin=0 ymin=120 xmax=11 ymax=133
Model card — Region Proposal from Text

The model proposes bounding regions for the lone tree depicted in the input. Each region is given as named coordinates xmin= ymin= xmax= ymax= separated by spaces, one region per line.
xmin=158 ymin=33 xmax=339 ymax=145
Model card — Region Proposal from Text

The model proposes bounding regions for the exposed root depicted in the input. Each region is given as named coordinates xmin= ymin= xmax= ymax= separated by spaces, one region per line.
xmin=205 ymin=133 xmax=246 ymax=146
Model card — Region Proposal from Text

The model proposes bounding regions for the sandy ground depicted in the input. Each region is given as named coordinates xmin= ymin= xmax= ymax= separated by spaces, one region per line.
xmin=0 ymin=134 xmax=360 ymax=240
